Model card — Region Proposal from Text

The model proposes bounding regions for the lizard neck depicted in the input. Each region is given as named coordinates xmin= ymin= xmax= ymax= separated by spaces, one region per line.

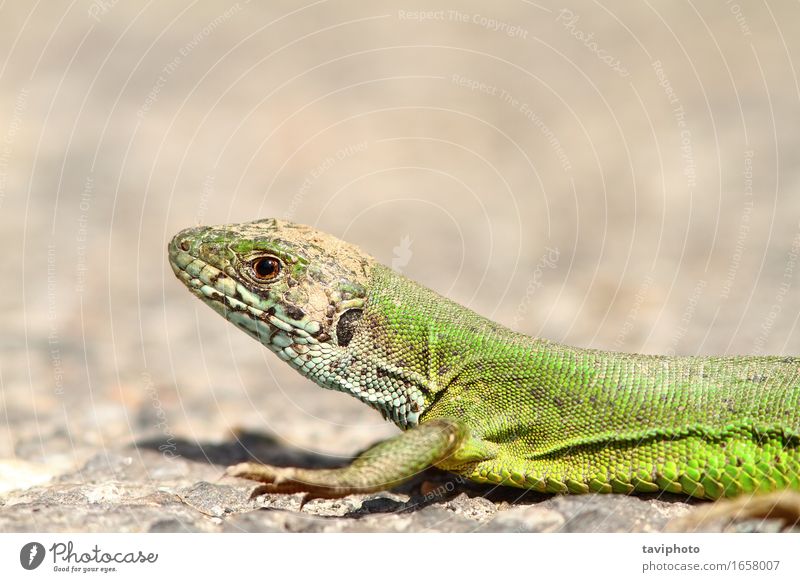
xmin=345 ymin=264 xmax=548 ymax=428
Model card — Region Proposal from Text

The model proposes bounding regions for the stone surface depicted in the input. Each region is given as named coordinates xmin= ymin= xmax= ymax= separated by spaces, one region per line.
xmin=0 ymin=446 xmax=698 ymax=533
xmin=2 ymin=1 xmax=800 ymax=534
xmin=2 ymin=446 xmax=797 ymax=532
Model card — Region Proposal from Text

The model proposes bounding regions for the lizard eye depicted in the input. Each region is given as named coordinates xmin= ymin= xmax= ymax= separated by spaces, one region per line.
xmin=251 ymin=256 xmax=281 ymax=281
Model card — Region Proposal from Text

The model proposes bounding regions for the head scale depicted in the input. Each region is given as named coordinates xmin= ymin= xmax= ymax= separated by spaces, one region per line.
xmin=169 ymin=217 xmax=371 ymax=343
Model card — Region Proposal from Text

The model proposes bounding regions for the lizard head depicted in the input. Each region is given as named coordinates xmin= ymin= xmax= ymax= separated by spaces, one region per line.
xmin=168 ymin=218 xmax=374 ymax=369
xmin=169 ymin=218 xmax=429 ymax=428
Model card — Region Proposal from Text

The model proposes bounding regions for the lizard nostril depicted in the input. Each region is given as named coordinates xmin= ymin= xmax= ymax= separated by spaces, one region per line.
xmin=179 ymin=239 xmax=190 ymax=251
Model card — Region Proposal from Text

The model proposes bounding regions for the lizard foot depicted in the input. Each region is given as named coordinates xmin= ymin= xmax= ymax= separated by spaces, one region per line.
xmin=226 ymin=462 xmax=309 ymax=496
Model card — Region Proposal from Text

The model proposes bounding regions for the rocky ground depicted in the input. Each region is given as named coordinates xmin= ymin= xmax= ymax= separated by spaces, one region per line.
xmin=0 ymin=447 xmax=709 ymax=533
xmin=2 ymin=1 xmax=800 ymax=533
xmin=3 ymin=436 xmax=798 ymax=533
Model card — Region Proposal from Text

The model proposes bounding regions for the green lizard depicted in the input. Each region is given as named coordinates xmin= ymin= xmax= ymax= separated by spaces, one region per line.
xmin=168 ymin=218 xmax=800 ymax=505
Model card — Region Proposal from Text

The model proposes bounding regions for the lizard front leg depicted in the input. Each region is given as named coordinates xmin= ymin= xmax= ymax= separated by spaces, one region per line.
xmin=227 ymin=418 xmax=479 ymax=499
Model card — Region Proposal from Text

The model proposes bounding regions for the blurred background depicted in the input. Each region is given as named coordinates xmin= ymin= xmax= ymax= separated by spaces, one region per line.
xmin=2 ymin=1 xmax=799 ymax=506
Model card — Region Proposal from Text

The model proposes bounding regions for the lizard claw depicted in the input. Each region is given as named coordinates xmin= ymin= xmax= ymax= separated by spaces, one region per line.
xmin=227 ymin=462 xmax=307 ymax=495
xmin=249 ymin=484 xmax=275 ymax=500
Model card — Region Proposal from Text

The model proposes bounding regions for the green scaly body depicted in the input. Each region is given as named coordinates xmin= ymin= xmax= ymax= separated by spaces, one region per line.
xmin=169 ymin=218 xmax=800 ymax=501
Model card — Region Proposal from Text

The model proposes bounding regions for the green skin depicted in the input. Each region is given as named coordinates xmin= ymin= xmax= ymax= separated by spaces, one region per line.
xmin=169 ymin=218 xmax=800 ymax=501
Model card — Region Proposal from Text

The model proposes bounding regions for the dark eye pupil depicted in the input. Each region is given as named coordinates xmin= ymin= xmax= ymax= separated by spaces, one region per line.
xmin=253 ymin=258 xmax=278 ymax=279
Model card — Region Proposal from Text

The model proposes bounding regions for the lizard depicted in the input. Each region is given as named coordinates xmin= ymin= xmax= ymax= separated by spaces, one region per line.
xmin=168 ymin=218 xmax=800 ymax=512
